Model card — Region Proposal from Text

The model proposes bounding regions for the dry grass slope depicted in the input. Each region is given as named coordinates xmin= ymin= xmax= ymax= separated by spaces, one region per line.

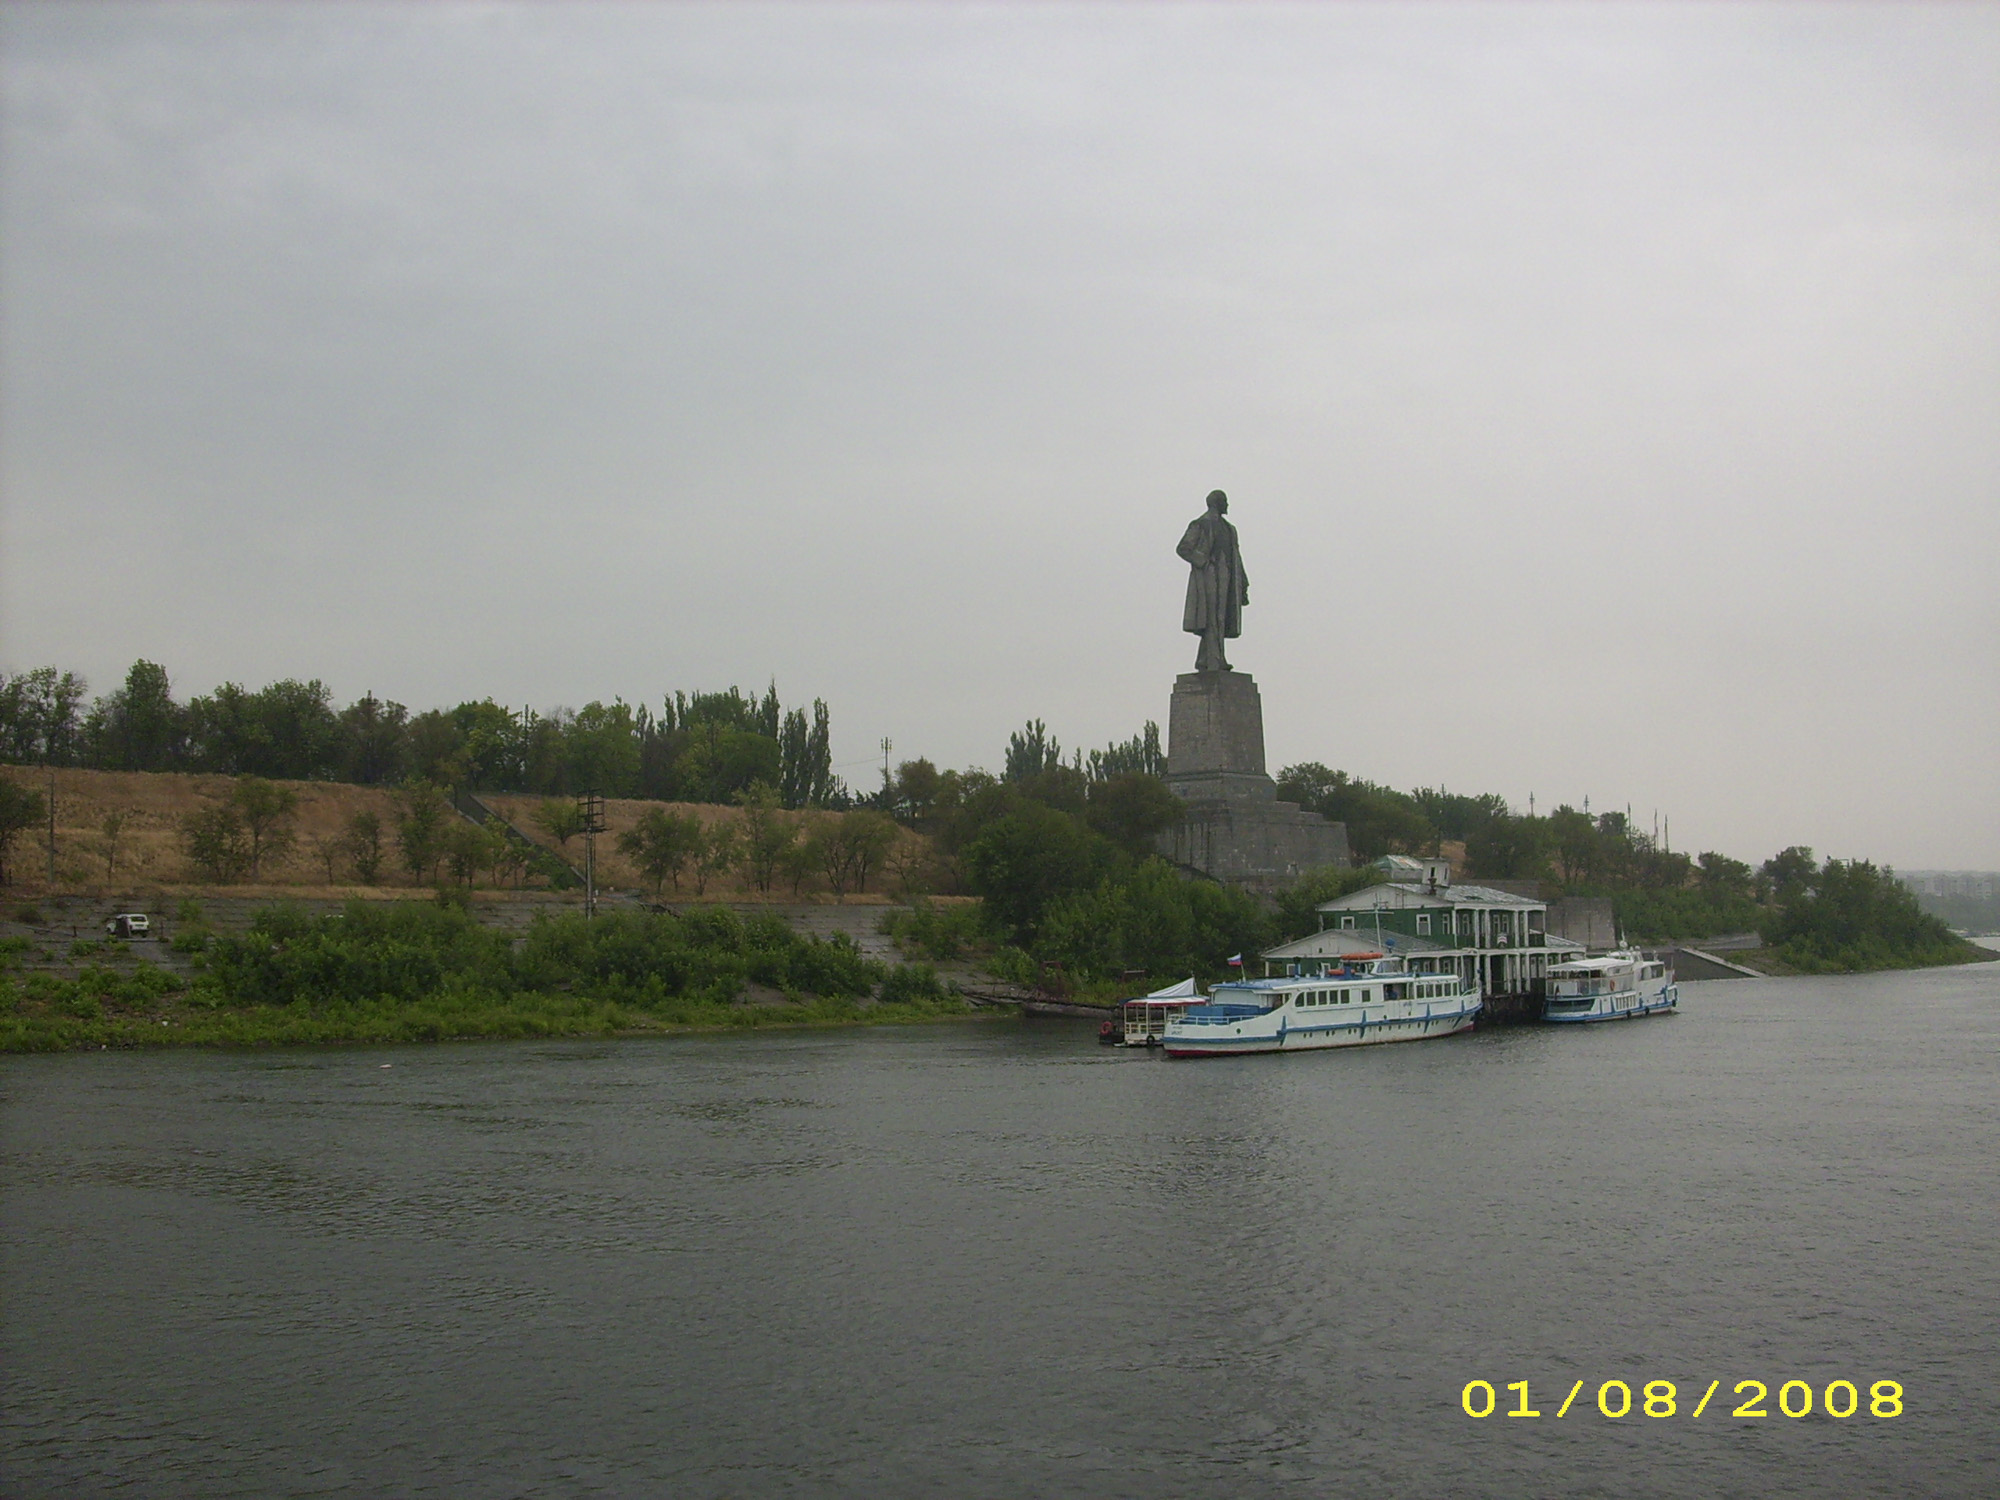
xmin=0 ymin=768 xmax=933 ymax=905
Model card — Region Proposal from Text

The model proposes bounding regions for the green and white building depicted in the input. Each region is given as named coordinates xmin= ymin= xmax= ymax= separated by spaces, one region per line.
xmin=1260 ymin=874 xmax=1577 ymax=1002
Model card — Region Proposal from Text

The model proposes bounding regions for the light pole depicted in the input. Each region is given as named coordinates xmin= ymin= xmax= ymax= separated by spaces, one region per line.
xmin=578 ymin=790 xmax=606 ymax=918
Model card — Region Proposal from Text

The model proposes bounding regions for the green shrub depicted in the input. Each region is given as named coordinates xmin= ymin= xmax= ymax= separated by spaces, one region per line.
xmin=170 ymin=897 xmax=215 ymax=953
xmin=879 ymin=962 xmax=954 ymax=1008
xmin=882 ymin=900 xmax=992 ymax=962
xmin=211 ymin=899 xmax=515 ymax=1009
xmin=986 ymin=945 xmax=1036 ymax=987
xmin=528 ymin=848 xmax=578 ymax=890
xmin=69 ymin=939 xmax=107 ymax=959
xmin=195 ymin=900 xmax=888 ymax=1014
xmin=1037 ymin=859 xmax=1267 ymax=983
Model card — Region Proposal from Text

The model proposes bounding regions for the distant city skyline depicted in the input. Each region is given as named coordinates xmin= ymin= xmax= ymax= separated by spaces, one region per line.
xmin=3 ymin=4 xmax=1995 ymax=869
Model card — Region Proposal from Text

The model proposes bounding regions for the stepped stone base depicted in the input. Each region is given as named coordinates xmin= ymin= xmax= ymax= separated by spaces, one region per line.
xmin=1158 ymin=670 xmax=1349 ymax=892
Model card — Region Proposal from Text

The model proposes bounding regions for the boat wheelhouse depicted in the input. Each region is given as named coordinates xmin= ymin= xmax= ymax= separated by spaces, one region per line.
xmin=1161 ymin=954 xmax=1479 ymax=1057
xmin=1543 ymin=950 xmax=1678 ymax=1023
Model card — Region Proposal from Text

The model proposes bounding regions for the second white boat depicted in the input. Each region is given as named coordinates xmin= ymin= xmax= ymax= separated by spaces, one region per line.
xmin=1542 ymin=950 xmax=1678 ymax=1023
xmin=1162 ymin=954 xmax=1480 ymax=1058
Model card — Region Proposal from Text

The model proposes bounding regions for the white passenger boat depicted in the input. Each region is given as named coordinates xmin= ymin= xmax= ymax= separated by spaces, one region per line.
xmin=1542 ymin=950 xmax=1678 ymax=1023
xmin=1161 ymin=955 xmax=1479 ymax=1058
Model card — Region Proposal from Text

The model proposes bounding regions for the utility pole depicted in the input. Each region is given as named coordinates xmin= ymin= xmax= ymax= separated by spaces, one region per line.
xmin=880 ymin=737 xmax=893 ymax=799
xmin=578 ymin=790 xmax=606 ymax=918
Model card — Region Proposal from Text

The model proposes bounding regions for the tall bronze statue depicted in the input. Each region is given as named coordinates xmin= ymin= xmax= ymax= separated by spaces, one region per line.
xmin=1177 ymin=489 xmax=1249 ymax=672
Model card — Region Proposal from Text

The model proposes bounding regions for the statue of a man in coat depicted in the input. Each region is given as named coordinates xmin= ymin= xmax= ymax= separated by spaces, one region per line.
xmin=1177 ymin=489 xmax=1249 ymax=672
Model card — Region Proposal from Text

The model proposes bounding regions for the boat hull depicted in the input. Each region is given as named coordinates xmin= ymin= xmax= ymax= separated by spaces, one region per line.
xmin=1163 ymin=1004 xmax=1480 ymax=1057
xmin=1543 ymin=984 xmax=1679 ymax=1023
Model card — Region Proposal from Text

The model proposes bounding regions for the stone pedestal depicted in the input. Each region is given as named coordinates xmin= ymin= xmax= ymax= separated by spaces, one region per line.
xmin=1159 ymin=670 xmax=1350 ymax=891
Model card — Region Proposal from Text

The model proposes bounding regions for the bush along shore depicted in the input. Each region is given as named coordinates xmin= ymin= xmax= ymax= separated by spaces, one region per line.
xmin=0 ymin=898 xmax=974 ymax=1053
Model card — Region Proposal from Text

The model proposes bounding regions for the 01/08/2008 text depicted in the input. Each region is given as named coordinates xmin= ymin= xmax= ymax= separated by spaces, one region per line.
xmin=1460 ymin=1378 xmax=1903 ymax=1420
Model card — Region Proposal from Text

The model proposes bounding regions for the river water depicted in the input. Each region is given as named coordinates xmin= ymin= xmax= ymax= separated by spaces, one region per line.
xmin=4 ymin=963 xmax=1997 ymax=1498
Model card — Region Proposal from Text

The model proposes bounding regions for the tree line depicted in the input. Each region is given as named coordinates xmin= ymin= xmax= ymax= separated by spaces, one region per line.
xmin=0 ymin=662 xmax=843 ymax=806
xmin=1758 ymin=854 xmax=1980 ymax=972
xmin=7 ymin=663 xmax=1975 ymax=979
xmin=1278 ymin=763 xmax=1785 ymax=939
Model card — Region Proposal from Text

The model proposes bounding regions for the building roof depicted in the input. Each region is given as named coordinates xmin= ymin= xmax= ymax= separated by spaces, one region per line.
xmin=1315 ymin=881 xmax=1546 ymax=913
xmin=1263 ymin=926 xmax=1584 ymax=962
xmin=1375 ymin=854 xmax=1451 ymax=879
xmin=1262 ymin=928 xmax=1452 ymax=961
xmin=1445 ymin=883 xmax=1549 ymax=907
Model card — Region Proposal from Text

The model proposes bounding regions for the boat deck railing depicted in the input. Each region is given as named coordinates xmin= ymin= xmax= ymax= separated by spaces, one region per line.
xmin=1174 ymin=1004 xmax=1270 ymax=1026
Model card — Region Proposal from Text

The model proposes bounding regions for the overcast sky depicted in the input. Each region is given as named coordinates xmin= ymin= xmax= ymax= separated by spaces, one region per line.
xmin=2 ymin=3 xmax=1995 ymax=869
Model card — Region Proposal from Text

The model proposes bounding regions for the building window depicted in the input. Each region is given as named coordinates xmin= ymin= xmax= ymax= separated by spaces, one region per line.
xmin=1341 ymin=916 xmax=1356 ymax=930
xmin=1417 ymin=914 xmax=1432 ymax=935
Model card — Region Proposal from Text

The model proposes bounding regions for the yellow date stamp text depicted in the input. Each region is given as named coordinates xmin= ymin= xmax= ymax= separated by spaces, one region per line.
xmin=1460 ymin=1378 xmax=1903 ymax=1420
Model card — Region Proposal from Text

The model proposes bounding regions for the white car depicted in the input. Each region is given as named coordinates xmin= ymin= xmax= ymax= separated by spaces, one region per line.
xmin=105 ymin=913 xmax=151 ymax=939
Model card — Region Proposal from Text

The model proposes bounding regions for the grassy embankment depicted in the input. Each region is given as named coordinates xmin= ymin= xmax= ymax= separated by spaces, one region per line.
xmin=1714 ymin=938 xmax=1996 ymax=978
xmin=0 ymin=898 xmax=981 ymax=1053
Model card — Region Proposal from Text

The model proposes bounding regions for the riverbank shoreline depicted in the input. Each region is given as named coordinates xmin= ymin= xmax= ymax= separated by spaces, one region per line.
xmin=1711 ymin=940 xmax=1997 ymax=977
xmin=7 ymin=895 xmax=1990 ymax=1055
xmin=0 ymin=994 xmax=1012 ymax=1055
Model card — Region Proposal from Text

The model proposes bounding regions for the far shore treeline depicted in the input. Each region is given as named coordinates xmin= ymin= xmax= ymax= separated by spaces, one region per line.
xmin=0 ymin=660 xmax=1988 ymax=1018
xmin=0 ymin=661 xmax=845 ymax=806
